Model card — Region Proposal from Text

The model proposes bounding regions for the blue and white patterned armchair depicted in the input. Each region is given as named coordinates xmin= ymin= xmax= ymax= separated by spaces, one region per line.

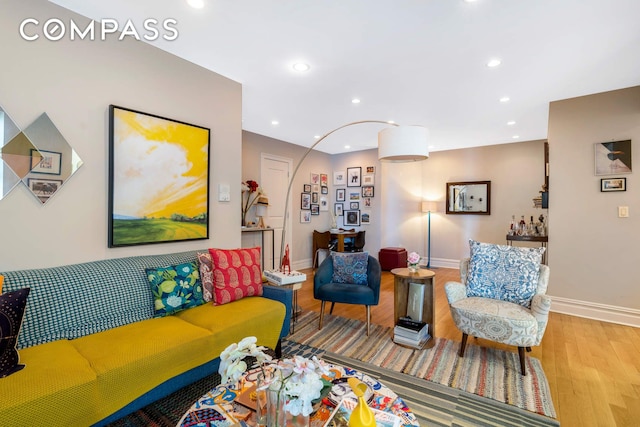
xmin=445 ymin=241 xmax=551 ymax=376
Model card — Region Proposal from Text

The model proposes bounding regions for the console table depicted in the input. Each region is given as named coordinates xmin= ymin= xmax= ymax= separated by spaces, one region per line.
xmin=241 ymin=227 xmax=275 ymax=269
xmin=506 ymin=234 xmax=548 ymax=264
xmin=390 ymin=268 xmax=436 ymax=349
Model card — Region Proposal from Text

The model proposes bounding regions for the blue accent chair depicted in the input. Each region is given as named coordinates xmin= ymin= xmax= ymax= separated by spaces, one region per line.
xmin=313 ymin=254 xmax=381 ymax=335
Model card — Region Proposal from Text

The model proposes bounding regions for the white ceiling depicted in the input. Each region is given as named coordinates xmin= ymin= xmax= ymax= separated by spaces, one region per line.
xmin=50 ymin=0 xmax=640 ymax=154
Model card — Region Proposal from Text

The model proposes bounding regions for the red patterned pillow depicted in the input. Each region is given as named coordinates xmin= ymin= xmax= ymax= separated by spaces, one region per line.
xmin=196 ymin=252 xmax=215 ymax=302
xmin=208 ymin=247 xmax=263 ymax=305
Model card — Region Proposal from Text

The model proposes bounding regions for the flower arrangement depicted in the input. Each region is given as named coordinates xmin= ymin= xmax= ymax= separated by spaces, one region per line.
xmin=407 ymin=251 xmax=420 ymax=272
xmin=219 ymin=337 xmax=329 ymax=418
xmin=241 ymin=180 xmax=264 ymax=226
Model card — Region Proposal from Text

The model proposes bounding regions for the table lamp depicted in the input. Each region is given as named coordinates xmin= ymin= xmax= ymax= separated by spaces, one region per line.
xmin=255 ymin=196 xmax=269 ymax=228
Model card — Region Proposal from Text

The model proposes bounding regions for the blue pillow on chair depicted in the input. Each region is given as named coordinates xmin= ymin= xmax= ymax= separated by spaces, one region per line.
xmin=466 ymin=240 xmax=544 ymax=308
xmin=331 ymin=252 xmax=369 ymax=285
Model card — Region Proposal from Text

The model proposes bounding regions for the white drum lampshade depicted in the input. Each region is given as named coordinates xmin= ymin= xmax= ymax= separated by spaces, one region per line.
xmin=378 ymin=125 xmax=429 ymax=161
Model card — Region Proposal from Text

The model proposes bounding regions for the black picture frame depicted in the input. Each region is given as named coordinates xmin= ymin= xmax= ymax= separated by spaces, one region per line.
xmin=321 ymin=185 xmax=328 ymax=194
xmin=350 ymin=202 xmax=359 ymax=210
xmin=312 ymin=192 xmax=319 ymax=203
xmin=301 ymin=193 xmax=311 ymax=210
xmin=344 ymin=210 xmax=360 ymax=226
xmin=27 ymin=178 xmax=63 ymax=203
xmin=30 ymin=149 xmax=62 ymax=175
xmin=600 ymin=177 xmax=626 ymax=192
xmin=334 ymin=203 xmax=343 ymax=216
xmin=303 ymin=184 xmax=311 ymax=193
xmin=362 ymin=186 xmax=374 ymax=197
xmin=336 ymin=188 xmax=346 ymax=202
xmin=108 ymin=105 xmax=210 ymax=247
xmin=310 ymin=204 xmax=320 ymax=215
xmin=346 ymin=167 xmax=361 ymax=187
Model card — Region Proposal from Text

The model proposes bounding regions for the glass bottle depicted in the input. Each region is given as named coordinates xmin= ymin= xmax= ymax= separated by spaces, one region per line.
xmin=529 ymin=216 xmax=535 ymax=236
xmin=518 ymin=215 xmax=526 ymax=236
xmin=508 ymin=215 xmax=516 ymax=236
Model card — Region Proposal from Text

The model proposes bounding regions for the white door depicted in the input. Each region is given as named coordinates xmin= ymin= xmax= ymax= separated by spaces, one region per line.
xmin=261 ymin=154 xmax=292 ymax=270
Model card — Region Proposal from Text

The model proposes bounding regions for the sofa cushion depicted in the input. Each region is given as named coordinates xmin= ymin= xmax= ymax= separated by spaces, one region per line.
xmin=0 ymin=288 xmax=30 ymax=378
xmin=466 ymin=240 xmax=544 ymax=308
xmin=208 ymin=247 xmax=263 ymax=305
xmin=176 ymin=296 xmax=285 ymax=353
xmin=196 ymin=251 xmax=215 ymax=302
xmin=69 ymin=316 xmax=214 ymax=422
xmin=331 ymin=251 xmax=369 ymax=285
xmin=0 ymin=339 xmax=99 ymax=426
xmin=145 ymin=262 xmax=204 ymax=316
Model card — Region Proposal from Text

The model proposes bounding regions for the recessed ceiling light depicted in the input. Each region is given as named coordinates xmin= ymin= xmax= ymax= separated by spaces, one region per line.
xmin=387 ymin=120 xmax=395 ymax=124
xmin=512 ymin=135 xmax=520 ymax=139
xmin=271 ymin=120 xmax=279 ymax=125
xmin=507 ymin=121 xmax=516 ymax=125
xmin=351 ymin=98 xmax=361 ymax=104
xmin=500 ymin=96 xmax=510 ymax=103
xmin=187 ymin=0 xmax=205 ymax=9
xmin=344 ymin=145 xmax=351 ymax=149
xmin=314 ymin=135 xmax=320 ymax=139
xmin=487 ymin=59 xmax=501 ymax=67
xmin=292 ymin=63 xmax=310 ymax=72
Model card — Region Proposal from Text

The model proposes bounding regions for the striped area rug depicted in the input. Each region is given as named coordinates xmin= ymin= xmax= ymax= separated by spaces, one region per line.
xmin=283 ymin=341 xmax=559 ymax=427
xmin=286 ymin=311 xmax=557 ymax=420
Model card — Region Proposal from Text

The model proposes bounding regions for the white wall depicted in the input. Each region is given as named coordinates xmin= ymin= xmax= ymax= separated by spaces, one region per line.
xmin=332 ymin=150 xmax=385 ymax=257
xmin=0 ymin=0 xmax=242 ymax=270
xmin=421 ymin=141 xmax=547 ymax=266
xmin=548 ymin=86 xmax=640 ymax=319
xmin=242 ymin=131 xmax=333 ymax=269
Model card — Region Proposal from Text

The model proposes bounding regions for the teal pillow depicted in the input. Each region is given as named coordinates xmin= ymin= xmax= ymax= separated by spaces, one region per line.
xmin=145 ymin=262 xmax=204 ymax=316
xmin=331 ymin=252 xmax=369 ymax=285
xmin=466 ymin=240 xmax=544 ymax=308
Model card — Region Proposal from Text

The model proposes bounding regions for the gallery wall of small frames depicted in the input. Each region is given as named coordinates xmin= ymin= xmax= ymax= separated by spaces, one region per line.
xmin=300 ymin=166 xmax=375 ymax=225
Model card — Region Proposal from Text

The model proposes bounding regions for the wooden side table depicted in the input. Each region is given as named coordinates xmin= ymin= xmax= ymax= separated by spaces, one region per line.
xmin=390 ymin=268 xmax=436 ymax=349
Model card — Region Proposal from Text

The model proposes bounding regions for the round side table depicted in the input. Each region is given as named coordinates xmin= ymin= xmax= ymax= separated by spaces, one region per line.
xmin=390 ymin=268 xmax=436 ymax=349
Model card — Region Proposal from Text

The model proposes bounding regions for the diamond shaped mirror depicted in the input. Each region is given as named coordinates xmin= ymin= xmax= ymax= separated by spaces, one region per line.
xmin=0 ymin=105 xmax=39 ymax=200
xmin=21 ymin=113 xmax=83 ymax=204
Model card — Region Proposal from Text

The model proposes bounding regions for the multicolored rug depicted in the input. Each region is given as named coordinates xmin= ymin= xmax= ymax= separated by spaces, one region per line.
xmin=287 ymin=311 xmax=557 ymax=419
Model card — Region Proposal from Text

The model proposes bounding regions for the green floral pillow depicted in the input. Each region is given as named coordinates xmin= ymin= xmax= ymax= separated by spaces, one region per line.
xmin=145 ymin=262 xmax=204 ymax=316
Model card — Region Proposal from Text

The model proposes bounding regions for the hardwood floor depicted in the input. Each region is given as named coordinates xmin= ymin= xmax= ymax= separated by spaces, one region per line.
xmin=294 ymin=267 xmax=640 ymax=427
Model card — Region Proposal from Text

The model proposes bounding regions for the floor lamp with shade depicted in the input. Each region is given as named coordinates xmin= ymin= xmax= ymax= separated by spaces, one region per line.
xmin=277 ymin=122 xmax=429 ymax=267
xmin=421 ymin=201 xmax=438 ymax=269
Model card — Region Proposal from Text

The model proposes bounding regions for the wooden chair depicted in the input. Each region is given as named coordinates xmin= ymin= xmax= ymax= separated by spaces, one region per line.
xmin=312 ymin=230 xmax=334 ymax=269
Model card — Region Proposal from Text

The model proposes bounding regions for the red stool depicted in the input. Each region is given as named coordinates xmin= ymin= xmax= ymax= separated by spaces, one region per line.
xmin=378 ymin=247 xmax=407 ymax=271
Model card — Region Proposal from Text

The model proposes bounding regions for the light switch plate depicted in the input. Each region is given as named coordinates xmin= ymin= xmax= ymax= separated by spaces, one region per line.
xmin=218 ymin=183 xmax=230 ymax=202
xmin=618 ymin=206 xmax=629 ymax=218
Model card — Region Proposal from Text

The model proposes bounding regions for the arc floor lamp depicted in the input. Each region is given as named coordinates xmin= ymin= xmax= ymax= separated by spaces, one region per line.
xmin=278 ymin=121 xmax=429 ymax=265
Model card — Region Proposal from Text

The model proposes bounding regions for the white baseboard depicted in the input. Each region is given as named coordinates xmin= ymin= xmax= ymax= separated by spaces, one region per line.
xmin=427 ymin=257 xmax=460 ymax=269
xmin=550 ymin=296 xmax=640 ymax=328
xmin=289 ymin=256 xmax=639 ymax=328
xmin=292 ymin=258 xmax=312 ymax=271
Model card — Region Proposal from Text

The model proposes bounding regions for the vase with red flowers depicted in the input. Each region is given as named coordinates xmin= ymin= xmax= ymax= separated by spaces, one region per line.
xmin=241 ymin=180 xmax=263 ymax=227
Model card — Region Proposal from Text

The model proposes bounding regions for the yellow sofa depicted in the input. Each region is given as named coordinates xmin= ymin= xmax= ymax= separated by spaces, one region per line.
xmin=0 ymin=250 xmax=291 ymax=426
